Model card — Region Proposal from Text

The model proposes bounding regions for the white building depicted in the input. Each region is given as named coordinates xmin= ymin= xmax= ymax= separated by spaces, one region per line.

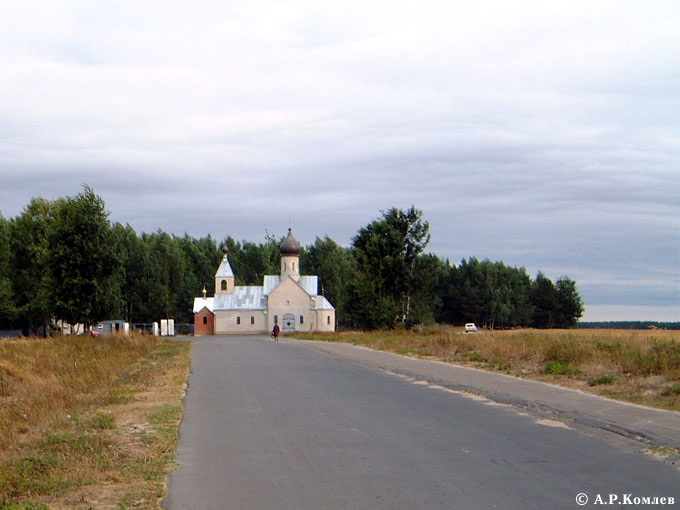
xmin=193 ymin=229 xmax=335 ymax=335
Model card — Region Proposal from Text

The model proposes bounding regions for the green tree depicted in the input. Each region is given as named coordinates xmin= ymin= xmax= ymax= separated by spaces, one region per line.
xmin=50 ymin=186 xmax=118 ymax=328
xmin=143 ymin=231 xmax=187 ymax=321
xmin=110 ymin=223 xmax=151 ymax=322
xmin=457 ymin=258 xmax=486 ymax=326
xmin=349 ymin=206 xmax=430 ymax=328
xmin=301 ymin=235 xmax=355 ymax=324
xmin=8 ymin=198 xmax=55 ymax=335
xmin=438 ymin=258 xmax=534 ymax=329
xmin=0 ymin=214 xmax=17 ymax=328
xmin=554 ymin=277 xmax=584 ymax=328
xmin=508 ymin=266 xmax=533 ymax=327
xmin=408 ymin=253 xmax=447 ymax=325
xmin=222 ymin=233 xmax=280 ymax=286
xmin=530 ymin=272 xmax=558 ymax=328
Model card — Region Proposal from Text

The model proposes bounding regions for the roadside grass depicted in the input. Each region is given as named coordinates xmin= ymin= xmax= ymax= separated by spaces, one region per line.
xmin=294 ymin=327 xmax=680 ymax=411
xmin=0 ymin=334 xmax=191 ymax=509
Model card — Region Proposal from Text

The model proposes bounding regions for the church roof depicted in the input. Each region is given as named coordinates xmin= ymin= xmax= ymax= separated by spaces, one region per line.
xmin=209 ymin=278 xmax=331 ymax=312
xmin=193 ymin=297 xmax=214 ymax=313
xmin=280 ymin=228 xmax=301 ymax=255
xmin=214 ymin=286 xmax=265 ymax=310
xmin=215 ymin=254 xmax=234 ymax=278
xmin=315 ymin=295 xmax=335 ymax=310
xmin=263 ymin=275 xmax=318 ymax=296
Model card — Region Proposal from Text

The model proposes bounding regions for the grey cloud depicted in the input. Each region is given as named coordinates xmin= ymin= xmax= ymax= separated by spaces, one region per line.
xmin=0 ymin=1 xmax=678 ymax=321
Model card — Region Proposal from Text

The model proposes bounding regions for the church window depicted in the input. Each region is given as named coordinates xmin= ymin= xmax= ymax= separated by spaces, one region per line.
xmin=284 ymin=262 xmax=287 ymax=271
xmin=300 ymin=315 xmax=304 ymax=324
xmin=221 ymin=280 xmax=227 ymax=291
xmin=274 ymin=315 xmax=278 ymax=324
xmin=236 ymin=316 xmax=241 ymax=325
xmin=292 ymin=262 xmax=295 ymax=271
xmin=250 ymin=316 xmax=255 ymax=325
xmin=203 ymin=316 xmax=207 ymax=325
xmin=327 ymin=316 xmax=330 ymax=325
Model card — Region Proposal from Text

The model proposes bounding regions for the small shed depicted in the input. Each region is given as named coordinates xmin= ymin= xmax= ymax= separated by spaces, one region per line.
xmin=98 ymin=320 xmax=129 ymax=336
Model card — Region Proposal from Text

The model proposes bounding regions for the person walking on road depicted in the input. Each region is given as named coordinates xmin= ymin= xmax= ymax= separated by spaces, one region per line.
xmin=272 ymin=323 xmax=280 ymax=341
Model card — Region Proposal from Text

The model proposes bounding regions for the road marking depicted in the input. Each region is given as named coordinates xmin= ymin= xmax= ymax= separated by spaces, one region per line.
xmin=386 ymin=368 xmax=574 ymax=430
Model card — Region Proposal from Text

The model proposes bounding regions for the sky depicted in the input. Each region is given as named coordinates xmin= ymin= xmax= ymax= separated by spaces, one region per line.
xmin=0 ymin=0 xmax=678 ymax=322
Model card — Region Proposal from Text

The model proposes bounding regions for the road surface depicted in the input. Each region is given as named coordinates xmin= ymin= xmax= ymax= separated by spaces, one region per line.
xmin=164 ymin=335 xmax=679 ymax=509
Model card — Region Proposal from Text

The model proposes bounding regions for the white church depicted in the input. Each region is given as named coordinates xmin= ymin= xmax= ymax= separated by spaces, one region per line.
xmin=193 ymin=229 xmax=336 ymax=335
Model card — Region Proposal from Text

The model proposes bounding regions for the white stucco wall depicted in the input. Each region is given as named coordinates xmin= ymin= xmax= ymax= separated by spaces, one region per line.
xmin=267 ymin=277 xmax=314 ymax=333
xmin=280 ymin=255 xmax=300 ymax=282
xmin=215 ymin=276 xmax=234 ymax=295
xmin=315 ymin=309 xmax=336 ymax=332
xmin=215 ymin=310 xmax=266 ymax=334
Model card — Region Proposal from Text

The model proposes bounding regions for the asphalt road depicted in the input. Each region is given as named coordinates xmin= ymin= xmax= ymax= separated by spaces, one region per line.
xmin=163 ymin=336 xmax=679 ymax=510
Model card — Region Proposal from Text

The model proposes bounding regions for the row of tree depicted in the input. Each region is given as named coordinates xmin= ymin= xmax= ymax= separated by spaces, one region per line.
xmin=0 ymin=188 xmax=584 ymax=334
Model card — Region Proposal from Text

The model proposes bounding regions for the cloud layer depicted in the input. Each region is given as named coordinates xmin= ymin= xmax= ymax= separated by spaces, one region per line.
xmin=1 ymin=1 xmax=678 ymax=320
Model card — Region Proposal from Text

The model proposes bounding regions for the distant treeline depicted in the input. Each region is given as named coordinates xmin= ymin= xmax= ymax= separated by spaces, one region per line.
xmin=0 ymin=187 xmax=584 ymax=334
xmin=578 ymin=322 xmax=680 ymax=330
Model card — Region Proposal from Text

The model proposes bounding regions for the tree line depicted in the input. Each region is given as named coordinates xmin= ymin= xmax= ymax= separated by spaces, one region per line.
xmin=0 ymin=188 xmax=583 ymax=334
xmin=578 ymin=322 xmax=679 ymax=330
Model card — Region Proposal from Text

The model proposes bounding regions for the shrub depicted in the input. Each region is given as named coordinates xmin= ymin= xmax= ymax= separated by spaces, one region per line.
xmin=661 ymin=383 xmax=680 ymax=396
xmin=490 ymin=355 xmax=511 ymax=371
xmin=588 ymin=375 xmax=617 ymax=386
xmin=0 ymin=500 xmax=49 ymax=510
xmin=595 ymin=341 xmax=622 ymax=352
xmin=544 ymin=361 xmax=578 ymax=376
xmin=468 ymin=351 xmax=487 ymax=363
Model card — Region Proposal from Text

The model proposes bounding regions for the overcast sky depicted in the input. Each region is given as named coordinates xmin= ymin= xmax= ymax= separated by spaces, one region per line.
xmin=1 ymin=1 xmax=678 ymax=321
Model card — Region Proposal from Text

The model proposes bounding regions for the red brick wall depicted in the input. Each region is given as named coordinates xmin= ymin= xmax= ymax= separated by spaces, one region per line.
xmin=194 ymin=308 xmax=214 ymax=336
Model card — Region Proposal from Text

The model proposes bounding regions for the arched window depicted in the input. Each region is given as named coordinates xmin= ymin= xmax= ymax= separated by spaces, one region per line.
xmin=203 ymin=316 xmax=207 ymax=325
xmin=292 ymin=262 xmax=295 ymax=271
xmin=284 ymin=262 xmax=287 ymax=271
xmin=221 ymin=280 xmax=227 ymax=291
xmin=274 ymin=315 xmax=278 ymax=324
xmin=236 ymin=316 xmax=241 ymax=325
xmin=327 ymin=316 xmax=330 ymax=325
xmin=250 ymin=316 xmax=254 ymax=325
xmin=300 ymin=315 xmax=304 ymax=324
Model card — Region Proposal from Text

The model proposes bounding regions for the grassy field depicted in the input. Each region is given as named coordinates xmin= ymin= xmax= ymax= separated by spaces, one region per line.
xmin=295 ymin=327 xmax=680 ymax=411
xmin=0 ymin=334 xmax=191 ymax=509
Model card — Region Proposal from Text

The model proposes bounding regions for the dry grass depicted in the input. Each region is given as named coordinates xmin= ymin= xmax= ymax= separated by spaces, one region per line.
xmin=296 ymin=327 xmax=680 ymax=410
xmin=0 ymin=334 xmax=191 ymax=509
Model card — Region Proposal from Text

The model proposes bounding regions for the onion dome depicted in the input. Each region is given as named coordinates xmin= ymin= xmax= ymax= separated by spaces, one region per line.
xmin=280 ymin=228 xmax=301 ymax=256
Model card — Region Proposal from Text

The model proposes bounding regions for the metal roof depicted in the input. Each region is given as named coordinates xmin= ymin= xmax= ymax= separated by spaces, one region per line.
xmin=315 ymin=295 xmax=335 ymax=310
xmin=263 ymin=275 xmax=280 ymax=296
xmin=215 ymin=255 xmax=234 ymax=278
xmin=299 ymin=276 xmax=318 ymax=295
xmin=214 ymin=286 xmax=265 ymax=310
xmin=262 ymin=275 xmax=318 ymax=296
xmin=206 ymin=275 xmax=328 ymax=313
xmin=193 ymin=297 xmax=214 ymax=313
xmin=280 ymin=228 xmax=301 ymax=255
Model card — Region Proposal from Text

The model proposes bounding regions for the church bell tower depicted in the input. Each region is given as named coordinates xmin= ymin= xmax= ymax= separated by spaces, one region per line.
xmin=215 ymin=245 xmax=235 ymax=294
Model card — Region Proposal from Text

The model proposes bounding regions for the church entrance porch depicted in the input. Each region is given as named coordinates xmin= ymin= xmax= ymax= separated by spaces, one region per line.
xmin=282 ymin=313 xmax=295 ymax=333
